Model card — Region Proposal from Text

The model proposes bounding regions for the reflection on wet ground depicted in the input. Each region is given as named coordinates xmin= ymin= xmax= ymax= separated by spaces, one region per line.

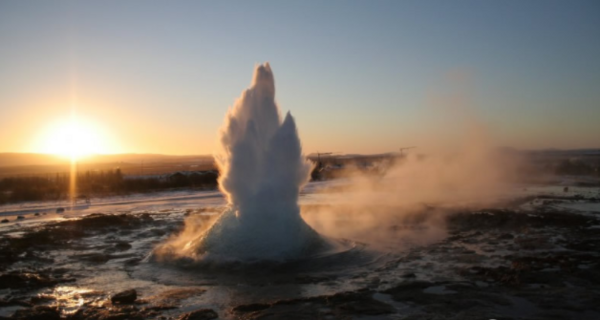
xmin=0 ymin=190 xmax=599 ymax=319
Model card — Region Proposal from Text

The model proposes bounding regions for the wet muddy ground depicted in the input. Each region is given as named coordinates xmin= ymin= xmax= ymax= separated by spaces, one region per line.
xmin=0 ymin=193 xmax=599 ymax=319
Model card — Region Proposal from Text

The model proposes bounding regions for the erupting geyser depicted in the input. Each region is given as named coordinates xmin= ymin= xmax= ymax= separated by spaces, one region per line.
xmin=158 ymin=63 xmax=324 ymax=262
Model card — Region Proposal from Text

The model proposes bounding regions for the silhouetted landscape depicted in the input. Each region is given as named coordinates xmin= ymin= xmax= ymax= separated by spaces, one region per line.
xmin=2 ymin=1 xmax=600 ymax=319
xmin=1 ymin=149 xmax=599 ymax=205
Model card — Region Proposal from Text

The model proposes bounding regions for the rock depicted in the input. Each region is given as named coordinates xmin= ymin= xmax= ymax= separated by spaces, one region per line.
xmin=114 ymin=241 xmax=132 ymax=251
xmin=178 ymin=309 xmax=218 ymax=320
xmin=0 ymin=298 xmax=31 ymax=307
xmin=63 ymin=213 xmax=153 ymax=230
xmin=294 ymin=274 xmax=331 ymax=284
xmin=0 ymin=272 xmax=58 ymax=289
xmin=142 ymin=304 xmax=178 ymax=312
xmin=256 ymin=290 xmax=396 ymax=318
xmin=17 ymin=215 xmax=25 ymax=220
xmin=12 ymin=305 xmax=60 ymax=320
xmin=1 ymin=219 xmax=8 ymax=223
xmin=124 ymin=257 xmax=143 ymax=266
xmin=335 ymin=298 xmax=395 ymax=315
xmin=69 ymin=305 xmax=148 ymax=320
xmin=232 ymin=303 xmax=270 ymax=312
xmin=34 ymin=212 xmax=40 ymax=216
xmin=382 ymin=281 xmax=434 ymax=303
xmin=76 ymin=253 xmax=111 ymax=264
xmin=499 ymin=233 xmax=514 ymax=240
xmin=111 ymin=289 xmax=137 ymax=304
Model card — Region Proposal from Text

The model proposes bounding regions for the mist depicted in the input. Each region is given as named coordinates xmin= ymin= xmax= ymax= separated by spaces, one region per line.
xmin=301 ymin=87 xmax=522 ymax=250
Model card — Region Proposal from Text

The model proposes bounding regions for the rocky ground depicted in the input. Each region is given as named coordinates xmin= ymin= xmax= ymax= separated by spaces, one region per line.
xmin=0 ymin=194 xmax=599 ymax=319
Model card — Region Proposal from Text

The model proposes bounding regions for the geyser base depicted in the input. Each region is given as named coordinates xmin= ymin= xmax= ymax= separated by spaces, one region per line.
xmin=150 ymin=224 xmax=367 ymax=276
xmin=195 ymin=208 xmax=327 ymax=261
xmin=153 ymin=208 xmax=331 ymax=263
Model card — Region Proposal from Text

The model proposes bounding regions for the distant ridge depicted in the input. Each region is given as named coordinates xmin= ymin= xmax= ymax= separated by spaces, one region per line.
xmin=1 ymin=148 xmax=598 ymax=171
xmin=523 ymin=148 xmax=600 ymax=156
xmin=0 ymin=153 xmax=213 ymax=168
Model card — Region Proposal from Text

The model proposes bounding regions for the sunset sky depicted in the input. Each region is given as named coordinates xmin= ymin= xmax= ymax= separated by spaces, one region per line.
xmin=1 ymin=1 xmax=599 ymax=156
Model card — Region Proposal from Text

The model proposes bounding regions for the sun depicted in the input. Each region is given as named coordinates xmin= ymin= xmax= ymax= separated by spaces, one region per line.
xmin=37 ymin=115 xmax=111 ymax=160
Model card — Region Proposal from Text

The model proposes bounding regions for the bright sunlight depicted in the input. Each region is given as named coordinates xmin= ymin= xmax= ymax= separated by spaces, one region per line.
xmin=35 ymin=114 xmax=112 ymax=160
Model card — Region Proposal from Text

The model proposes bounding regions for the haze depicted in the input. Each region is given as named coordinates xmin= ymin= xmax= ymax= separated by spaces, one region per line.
xmin=1 ymin=0 xmax=599 ymax=156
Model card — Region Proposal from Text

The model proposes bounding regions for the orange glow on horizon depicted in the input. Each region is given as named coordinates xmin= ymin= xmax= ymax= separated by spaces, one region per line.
xmin=32 ymin=112 xmax=116 ymax=161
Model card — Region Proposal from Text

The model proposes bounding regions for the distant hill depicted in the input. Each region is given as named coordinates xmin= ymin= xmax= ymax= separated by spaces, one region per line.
xmin=0 ymin=153 xmax=216 ymax=178
xmin=0 ymin=153 xmax=70 ymax=167
xmin=525 ymin=148 xmax=600 ymax=156
xmin=0 ymin=153 xmax=214 ymax=168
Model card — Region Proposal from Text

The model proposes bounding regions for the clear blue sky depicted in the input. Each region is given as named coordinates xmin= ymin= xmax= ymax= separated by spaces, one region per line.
xmin=1 ymin=0 xmax=598 ymax=155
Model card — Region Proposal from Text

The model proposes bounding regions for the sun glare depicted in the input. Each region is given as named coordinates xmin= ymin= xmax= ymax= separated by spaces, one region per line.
xmin=37 ymin=115 xmax=111 ymax=160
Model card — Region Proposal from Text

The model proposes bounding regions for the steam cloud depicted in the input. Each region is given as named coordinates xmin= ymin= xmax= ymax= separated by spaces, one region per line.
xmin=301 ymin=85 xmax=521 ymax=250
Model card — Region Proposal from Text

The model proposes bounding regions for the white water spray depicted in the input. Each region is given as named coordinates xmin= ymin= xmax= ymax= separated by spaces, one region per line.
xmin=160 ymin=63 xmax=323 ymax=261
